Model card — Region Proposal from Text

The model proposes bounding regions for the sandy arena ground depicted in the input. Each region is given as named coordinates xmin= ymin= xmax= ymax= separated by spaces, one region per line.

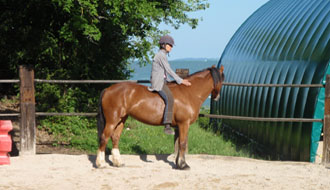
xmin=1 ymin=153 xmax=330 ymax=190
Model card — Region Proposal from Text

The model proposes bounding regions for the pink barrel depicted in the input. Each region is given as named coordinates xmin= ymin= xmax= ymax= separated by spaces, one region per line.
xmin=0 ymin=120 xmax=13 ymax=165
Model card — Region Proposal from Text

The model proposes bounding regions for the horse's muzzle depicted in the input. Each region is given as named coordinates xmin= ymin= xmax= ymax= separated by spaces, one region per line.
xmin=213 ymin=94 xmax=220 ymax=101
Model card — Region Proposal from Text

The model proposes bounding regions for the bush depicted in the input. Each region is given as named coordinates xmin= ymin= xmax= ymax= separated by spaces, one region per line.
xmin=39 ymin=116 xmax=98 ymax=152
xmin=35 ymin=83 xmax=99 ymax=113
xmin=198 ymin=107 xmax=210 ymax=129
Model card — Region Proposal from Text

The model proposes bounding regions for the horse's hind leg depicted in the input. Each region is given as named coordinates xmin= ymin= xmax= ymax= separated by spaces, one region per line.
xmin=111 ymin=117 xmax=126 ymax=167
xmin=96 ymin=122 xmax=115 ymax=168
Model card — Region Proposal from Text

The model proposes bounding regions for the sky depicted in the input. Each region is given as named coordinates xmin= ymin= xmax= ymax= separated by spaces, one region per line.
xmin=160 ymin=0 xmax=269 ymax=60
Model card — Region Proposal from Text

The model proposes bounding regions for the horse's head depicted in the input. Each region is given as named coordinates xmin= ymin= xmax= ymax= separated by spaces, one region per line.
xmin=209 ymin=65 xmax=225 ymax=101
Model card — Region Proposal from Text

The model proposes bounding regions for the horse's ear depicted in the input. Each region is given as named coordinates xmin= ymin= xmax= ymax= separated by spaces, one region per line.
xmin=220 ymin=65 xmax=224 ymax=73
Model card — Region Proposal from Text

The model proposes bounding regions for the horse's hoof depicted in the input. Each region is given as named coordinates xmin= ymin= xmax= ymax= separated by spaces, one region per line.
xmin=97 ymin=165 xmax=107 ymax=169
xmin=176 ymin=163 xmax=190 ymax=170
xmin=96 ymin=161 xmax=108 ymax=168
xmin=112 ymin=159 xmax=124 ymax=167
xmin=182 ymin=164 xmax=190 ymax=170
xmin=113 ymin=163 xmax=125 ymax=167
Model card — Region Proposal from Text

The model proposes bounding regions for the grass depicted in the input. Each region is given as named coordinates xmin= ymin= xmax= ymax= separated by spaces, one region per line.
xmin=188 ymin=123 xmax=253 ymax=157
xmin=119 ymin=117 xmax=258 ymax=159
xmin=37 ymin=115 xmax=262 ymax=159
xmin=118 ymin=118 xmax=173 ymax=154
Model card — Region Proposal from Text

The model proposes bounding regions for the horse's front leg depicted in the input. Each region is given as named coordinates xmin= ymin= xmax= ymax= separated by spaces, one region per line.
xmin=111 ymin=121 xmax=125 ymax=167
xmin=175 ymin=123 xmax=190 ymax=170
xmin=173 ymin=127 xmax=188 ymax=157
xmin=174 ymin=127 xmax=179 ymax=157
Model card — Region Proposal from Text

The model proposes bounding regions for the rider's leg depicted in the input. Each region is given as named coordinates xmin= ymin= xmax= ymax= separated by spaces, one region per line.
xmin=161 ymin=84 xmax=174 ymax=135
xmin=158 ymin=87 xmax=174 ymax=135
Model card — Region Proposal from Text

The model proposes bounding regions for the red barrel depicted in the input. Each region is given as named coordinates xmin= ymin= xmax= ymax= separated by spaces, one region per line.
xmin=0 ymin=120 xmax=13 ymax=165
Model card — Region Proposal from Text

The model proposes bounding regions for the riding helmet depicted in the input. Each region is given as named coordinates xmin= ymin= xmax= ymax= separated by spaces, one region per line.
xmin=159 ymin=35 xmax=175 ymax=46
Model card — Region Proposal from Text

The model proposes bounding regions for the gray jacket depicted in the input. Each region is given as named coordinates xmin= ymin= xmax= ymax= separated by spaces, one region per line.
xmin=148 ymin=49 xmax=183 ymax=91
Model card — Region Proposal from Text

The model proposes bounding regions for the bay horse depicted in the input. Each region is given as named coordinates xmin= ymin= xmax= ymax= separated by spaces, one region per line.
xmin=96 ymin=65 xmax=224 ymax=170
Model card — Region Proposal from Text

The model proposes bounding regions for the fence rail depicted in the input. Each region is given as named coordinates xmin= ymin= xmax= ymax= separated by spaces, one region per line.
xmin=1 ymin=79 xmax=324 ymax=120
xmin=0 ymin=65 xmax=329 ymax=167
xmin=0 ymin=113 xmax=20 ymax=117
xmin=2 ymin=112 xmax=322 ymax=123
xmin=34 ymin=79 xmax=150 ymax=84
xmin=0 ymin=79 xmax=324 ymax=87
xmin=199 ymin=114 xmax=323 ymax=123
xmin=0 ymin=79 xmax=19 ymax=83
xmin=223 ymin=82 xmax=324 ymax=88
xmin=35 ymin=112 xmax=97 ymax=117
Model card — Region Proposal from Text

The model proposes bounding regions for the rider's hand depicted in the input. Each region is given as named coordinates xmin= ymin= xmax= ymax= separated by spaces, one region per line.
xmin=182 ymin=79 xmax=191 ymax=86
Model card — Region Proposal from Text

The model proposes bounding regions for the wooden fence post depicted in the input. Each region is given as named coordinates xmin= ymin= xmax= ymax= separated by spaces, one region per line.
xmin=323 ymin=75 xmax=330 ymax=168
xmin=175 ymin=68 xmax=189 ymax=78
xmin=19 ymin=65 xmax=36 ymax=155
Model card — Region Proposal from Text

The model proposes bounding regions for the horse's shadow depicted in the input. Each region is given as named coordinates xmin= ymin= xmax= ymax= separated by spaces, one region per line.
xmin=144 ymin=154 xmax=176 ymax=169
xmin=88 ymin=154 xmax=114 ymax=168
xmin=87 ymin=150 xmax=176 ymax=169
xmin=133 ymin=144 xmax=176 ymax=168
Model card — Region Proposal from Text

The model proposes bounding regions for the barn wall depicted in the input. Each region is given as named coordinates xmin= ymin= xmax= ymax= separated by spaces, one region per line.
xmin=212 ymin=0 xmax=330 ymax=161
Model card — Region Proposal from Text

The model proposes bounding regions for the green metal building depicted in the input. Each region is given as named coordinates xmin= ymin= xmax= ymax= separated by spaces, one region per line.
xmin=212 ymin=0 xmax=330 ymax=161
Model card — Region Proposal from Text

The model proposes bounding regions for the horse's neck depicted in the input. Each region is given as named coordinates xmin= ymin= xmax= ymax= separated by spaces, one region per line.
xmin=188 ymin=73 xmax=214 ymax=104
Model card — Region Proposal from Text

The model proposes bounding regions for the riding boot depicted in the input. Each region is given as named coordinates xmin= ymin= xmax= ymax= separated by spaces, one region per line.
xmin=164 ymin=124 xmax=175 ymax=135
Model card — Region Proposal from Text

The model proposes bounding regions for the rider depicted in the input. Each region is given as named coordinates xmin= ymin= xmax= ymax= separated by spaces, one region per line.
xmin=148 ymin=35 xmax=191 ymax=135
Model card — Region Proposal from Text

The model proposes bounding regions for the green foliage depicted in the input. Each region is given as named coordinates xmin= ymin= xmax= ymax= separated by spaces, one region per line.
xmin=117 ymin=117 xmax=174 ymax=154
xmin=0 ymin=95 xmax=19 ymax=105
xmin=39 ymin=116 xmax=98 ymax=152
xmin=188 ymin=123 xmax=253 ymax=157
xmin=35 ymin=82 xmax=97 ymax=113
xmin=0 ymin=0 xmax=210 ymax=114
xmin=198 ymin=107 xmax=210 ymax=129
xmin=1 ymin=0 xmax=209 ymax=73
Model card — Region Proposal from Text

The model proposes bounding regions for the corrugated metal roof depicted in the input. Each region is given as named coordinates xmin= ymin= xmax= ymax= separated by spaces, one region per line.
xmin=213 ymin=0 xmax=330 ymax=161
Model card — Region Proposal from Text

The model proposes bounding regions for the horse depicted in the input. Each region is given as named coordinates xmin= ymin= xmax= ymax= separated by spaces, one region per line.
xmin=96 ymin=65 xmax=225 ymax=170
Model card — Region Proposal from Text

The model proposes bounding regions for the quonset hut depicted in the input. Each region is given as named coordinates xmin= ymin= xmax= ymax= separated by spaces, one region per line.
xmin=212 ymin=0 xmax=330 ymax=162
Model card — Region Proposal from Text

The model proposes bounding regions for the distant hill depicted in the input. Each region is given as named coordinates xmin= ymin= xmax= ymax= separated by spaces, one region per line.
xmin=170 ymin=58 xmax=219 ymax=62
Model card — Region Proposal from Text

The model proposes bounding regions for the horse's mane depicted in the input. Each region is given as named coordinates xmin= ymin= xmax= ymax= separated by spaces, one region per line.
xmin=185 ymin=68 xmax=209 ymax=78
xmin=167 ymin=68 xmax=209 ymax=85
xmin=168 ymin=66 xmax=224 ymax=86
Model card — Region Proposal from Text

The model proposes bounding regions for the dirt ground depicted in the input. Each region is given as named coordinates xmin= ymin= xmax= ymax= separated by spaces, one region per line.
xmin=1 ymin=153 xmax=330 ymax=190
xmin=3 ymin=124 xmax=329 ymax=190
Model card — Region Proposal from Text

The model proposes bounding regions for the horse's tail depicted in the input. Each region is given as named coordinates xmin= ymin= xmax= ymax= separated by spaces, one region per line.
xmin=97 ymin=89 xmax=106 ymax=145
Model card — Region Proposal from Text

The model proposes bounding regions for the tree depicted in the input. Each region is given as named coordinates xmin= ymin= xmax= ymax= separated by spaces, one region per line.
xmin=0 ymin=0 xmax=209 ymax=111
